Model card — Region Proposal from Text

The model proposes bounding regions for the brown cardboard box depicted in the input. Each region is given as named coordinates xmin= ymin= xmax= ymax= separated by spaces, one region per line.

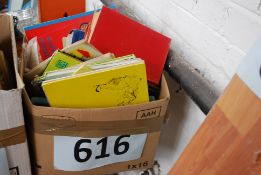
xmin=0 ymin=14 xmax=32 ymax=175
xmin=23 ymin=74 xmax=169 ymax=175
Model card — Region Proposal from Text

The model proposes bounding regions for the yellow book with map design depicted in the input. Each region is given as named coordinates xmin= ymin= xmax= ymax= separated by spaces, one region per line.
xmin=42 ymin=58 xmax=149 ymax=108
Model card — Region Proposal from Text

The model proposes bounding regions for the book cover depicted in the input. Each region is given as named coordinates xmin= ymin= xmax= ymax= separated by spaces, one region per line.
xmin=38 ymin=0 xmax=86 ymax=22
xmin=74 ymin=54 xmax=136 ymax=74
xmin=43 ymin=51 xmax=82 ymax=74
xmin=24 ymin=11 xmax=94 ymax=60
xmin=64 ymin=40 xmax=102 ymax=60
xmin=90 ymin=6 xmax=171 ymax=85
xmin=42 ymin=59 xmax=149 ymax=108
xmin=24 ymin=40 xmax=102 ymax=83
xmin=37 ymin=53 xmax=115 ymax=82
xmin=71 ymin=30 xmax=85 ymax=44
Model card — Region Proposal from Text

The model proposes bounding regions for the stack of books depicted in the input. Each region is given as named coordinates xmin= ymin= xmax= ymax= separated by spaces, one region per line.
xmin=24 ymin=6 xmax=171 ymax=108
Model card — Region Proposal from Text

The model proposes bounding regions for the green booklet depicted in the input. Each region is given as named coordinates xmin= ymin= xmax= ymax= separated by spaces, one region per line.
xmin=43 ymin=51 xmax=82 ymax=75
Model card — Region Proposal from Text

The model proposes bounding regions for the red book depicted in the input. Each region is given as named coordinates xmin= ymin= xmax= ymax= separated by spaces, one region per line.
xmin=90 ymin=7 xmax=171 ymax=85
xmin=24 ymin=12 xmax=93 ymax=60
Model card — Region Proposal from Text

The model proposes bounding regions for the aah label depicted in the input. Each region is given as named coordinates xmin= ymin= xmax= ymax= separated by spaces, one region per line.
xmin=237 ymin=39 xmax=261 ymax=99
xmin=54 ymin=134 xmax=147 ymax=171
xmin=136 ymin=107 xmax=161 ymax=120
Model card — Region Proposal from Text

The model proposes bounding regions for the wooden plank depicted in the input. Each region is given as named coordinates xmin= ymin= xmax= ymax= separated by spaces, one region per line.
xmin=169 ymin=38 xmax=261 ymax=175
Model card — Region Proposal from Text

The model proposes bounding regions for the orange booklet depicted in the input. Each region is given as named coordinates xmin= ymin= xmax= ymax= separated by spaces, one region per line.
xmin=38 ymin=0 xmax=86 ymax=22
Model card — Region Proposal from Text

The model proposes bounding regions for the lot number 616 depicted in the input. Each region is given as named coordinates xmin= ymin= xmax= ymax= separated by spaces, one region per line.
xmin=74 ymin=135 xmax=130 ymax=162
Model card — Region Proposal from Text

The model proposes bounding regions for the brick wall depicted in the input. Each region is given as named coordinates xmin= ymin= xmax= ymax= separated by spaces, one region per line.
xmin=121 ymin=0 xmax=261 ymax=93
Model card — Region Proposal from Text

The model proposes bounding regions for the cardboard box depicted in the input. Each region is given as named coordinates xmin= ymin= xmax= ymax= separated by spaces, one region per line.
xmin=0 ymin=14 xmax=32 ymax=175
xmin=23 ymin=73 xmax=170 ymax=175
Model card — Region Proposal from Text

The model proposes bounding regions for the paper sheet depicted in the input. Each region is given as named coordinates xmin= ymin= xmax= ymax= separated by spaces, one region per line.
xmin=54 ymin=134 xmax=147 ymax=171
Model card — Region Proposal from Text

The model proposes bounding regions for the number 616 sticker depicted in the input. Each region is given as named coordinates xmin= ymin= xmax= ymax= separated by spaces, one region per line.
xmin=54 ymin=134 xmax=147 ymax=171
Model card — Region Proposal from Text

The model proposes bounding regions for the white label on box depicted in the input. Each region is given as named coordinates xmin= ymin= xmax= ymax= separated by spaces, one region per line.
xmin=54 ymin=134 xmax=147 ymax=171
xmin=237 ymin=38 xmax=261 ymax=99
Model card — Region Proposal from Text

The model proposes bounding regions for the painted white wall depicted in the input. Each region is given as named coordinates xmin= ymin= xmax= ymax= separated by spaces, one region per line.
xmin=117 ymin=0 xmax=261 ymax=174
xmin=121 ymin=0 xmax=261 ymax=93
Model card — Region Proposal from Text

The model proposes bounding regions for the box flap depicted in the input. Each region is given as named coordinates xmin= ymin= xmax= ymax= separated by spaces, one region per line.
xmin=160 ymin=74 xmax=170 ymax=100
xmin=0 ymin=14 xmax=21 ymax=90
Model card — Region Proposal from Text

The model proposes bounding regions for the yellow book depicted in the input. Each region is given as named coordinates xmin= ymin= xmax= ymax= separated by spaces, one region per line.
xmin=42 ymin=58 xmax=149 ymax=108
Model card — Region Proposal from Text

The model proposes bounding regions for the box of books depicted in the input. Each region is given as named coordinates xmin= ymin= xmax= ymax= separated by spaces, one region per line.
xmin=23 ymin=75 xmax=169 ymax=175
xmin=21 ymin=6 xmax=171 ymax=175
xmin=0 ymin=14 xmax=32 ymax=175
